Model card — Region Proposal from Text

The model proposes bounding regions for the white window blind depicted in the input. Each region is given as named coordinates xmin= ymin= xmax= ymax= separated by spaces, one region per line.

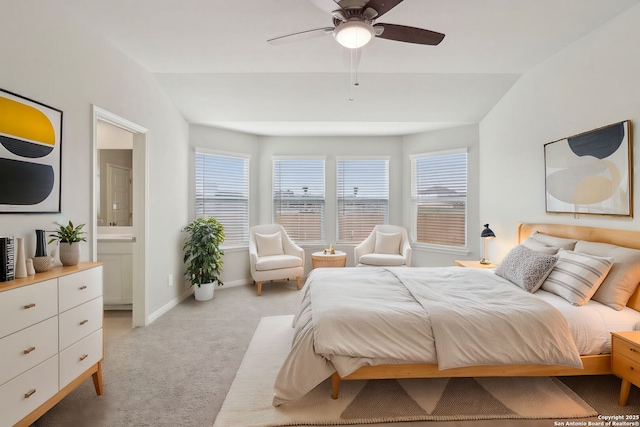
xmin=195 ymin=151 xmax=249 ymax=245
xmin=273 ymin=159 xmax=325 ymax=243
xmin=337 ymin=159 xmax=389 ymax=243
xmin=411 ymin=150 xmax=467 ymax=248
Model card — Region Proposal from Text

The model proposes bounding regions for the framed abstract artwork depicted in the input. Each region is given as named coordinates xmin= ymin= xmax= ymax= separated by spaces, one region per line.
xmin=544 ymin=120 xmax=633 ymax=217
xmin=0 ymin=89 xmax=62 ymax=213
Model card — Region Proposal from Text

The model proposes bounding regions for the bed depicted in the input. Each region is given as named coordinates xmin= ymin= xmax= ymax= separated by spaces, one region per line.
xmin=272 ymin=223 xmax=640 ymax=406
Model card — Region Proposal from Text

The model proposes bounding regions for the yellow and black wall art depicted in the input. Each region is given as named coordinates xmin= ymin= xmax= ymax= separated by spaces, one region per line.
xmin=0 ymin=89 xmax=62 ymax=213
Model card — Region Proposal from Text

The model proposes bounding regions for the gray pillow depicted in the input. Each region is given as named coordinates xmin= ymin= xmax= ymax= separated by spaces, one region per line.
xmin=496 ymin=245 xmax=558 ymax=293
xmin=521 ymin=236 xmax=559 ymax=255
xmin=529 ymin=231 xmax=578 ymax=251
xmin=574 ymin=240 xmax=640 ymax=310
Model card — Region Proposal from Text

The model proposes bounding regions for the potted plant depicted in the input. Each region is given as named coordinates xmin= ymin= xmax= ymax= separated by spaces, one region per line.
xmin=48 ymin=220 xmax=87 ymax=266
xmin=182 ymin=216 xmax=225 ymax=301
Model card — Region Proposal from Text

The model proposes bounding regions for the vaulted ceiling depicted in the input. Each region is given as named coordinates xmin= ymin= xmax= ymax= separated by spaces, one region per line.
xmin=57 ymin=0 xmax=640 ymax=136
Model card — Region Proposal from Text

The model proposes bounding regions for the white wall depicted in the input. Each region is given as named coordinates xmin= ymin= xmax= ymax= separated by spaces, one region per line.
xmin=0 ymin=1 xmax=189 ymax=321
xmin=403 ymin=125 xmax=481 ymax=266
xmin=480 ymin=4 xmax=640 ymax=262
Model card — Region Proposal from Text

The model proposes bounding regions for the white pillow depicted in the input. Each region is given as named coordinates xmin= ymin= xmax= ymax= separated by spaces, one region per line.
xmin=521 ymin=236 xmax=559 ymax=255
xmin=529 ymin=231 xmax=578 ymax=251
xmin=541 ymin=250 xmax=613 ymax=306
xmin=254 ymin=232 xmax=284 ymax=257
xmin=374 ymin=232 xmax=402 ymax=255
xmin=495 ymin=245 xmax=558 ymax=293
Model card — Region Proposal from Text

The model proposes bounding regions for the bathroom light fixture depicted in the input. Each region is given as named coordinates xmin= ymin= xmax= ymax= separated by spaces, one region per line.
xmin=334 ymin=21 xmax=375 ymax=49
xmin=480 ymin=224 xmax=496 ymax=265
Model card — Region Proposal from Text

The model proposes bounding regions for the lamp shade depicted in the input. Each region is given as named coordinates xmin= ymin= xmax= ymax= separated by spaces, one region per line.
xmin=481 ymin=224 xmax=495 ymax=239
xmin=334 ymin=21 xmax=375 ymax=49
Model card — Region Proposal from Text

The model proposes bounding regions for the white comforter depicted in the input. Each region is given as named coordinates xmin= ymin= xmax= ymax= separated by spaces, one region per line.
xmin=272 ymin=267 xmax=583 ymax=406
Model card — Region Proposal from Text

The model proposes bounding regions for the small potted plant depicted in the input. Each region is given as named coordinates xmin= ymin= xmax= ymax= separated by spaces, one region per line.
xmin=182 ymin=217 xmax=225 ymax=301
xmin=48 ymin=220 xmax=87 ymax=266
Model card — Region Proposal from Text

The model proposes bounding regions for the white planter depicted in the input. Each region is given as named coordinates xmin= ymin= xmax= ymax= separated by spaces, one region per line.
xmin=193 ymin=282 xmax=214 ymax=301
xmin=59 ymin=242 xmax=81 ymax=266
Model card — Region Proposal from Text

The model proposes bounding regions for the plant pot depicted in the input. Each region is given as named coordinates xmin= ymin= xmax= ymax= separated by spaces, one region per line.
xmin=59 ymin=242 xmax=81 ymax=266
xmin=193 ymin=282 xmax=214 ymax=301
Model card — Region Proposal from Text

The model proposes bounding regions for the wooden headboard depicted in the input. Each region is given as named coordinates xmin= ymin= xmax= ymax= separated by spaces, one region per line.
xmin=518 ymin=223 xmax=640 ymax=312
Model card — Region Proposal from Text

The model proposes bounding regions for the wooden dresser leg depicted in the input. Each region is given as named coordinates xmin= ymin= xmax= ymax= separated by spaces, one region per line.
xmin=619 ymin=378 xmax=631 ymax=406
xmin=331 ymin=372 xmax=341 ymax=399
xmin=296 ymin=277 xmax=301 ymax=290
xmin=92 ymin=361 xmax=104 ymax=395
xmin=256 ymin=282 xmax=262 ymax=296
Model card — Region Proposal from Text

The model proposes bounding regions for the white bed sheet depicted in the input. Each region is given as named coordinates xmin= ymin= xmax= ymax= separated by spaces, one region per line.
xmin=532 ymin=288 xmax=640 ymax=354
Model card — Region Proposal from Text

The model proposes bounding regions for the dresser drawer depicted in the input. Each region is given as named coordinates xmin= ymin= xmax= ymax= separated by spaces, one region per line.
xmin=59 ymin=329 xmax=103 ymax=389
xmin=0 ymin=317 xmax=58 ymax=386
xmin=0 ymin=280 xmax=57 ymax=339
xmin=59 ymin=267 xmax=103 ymax=312
xmin=0 ymin=356 xmax=58 ymax=427
xmin=59 ymin=297 xmax=103 ymax=350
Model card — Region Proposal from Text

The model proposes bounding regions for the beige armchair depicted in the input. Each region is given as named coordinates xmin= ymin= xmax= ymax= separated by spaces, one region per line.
xmin=249 ymin=224 xmax=305 ymax=296
xmin=354 ymin=225 xmax=412 ymax=267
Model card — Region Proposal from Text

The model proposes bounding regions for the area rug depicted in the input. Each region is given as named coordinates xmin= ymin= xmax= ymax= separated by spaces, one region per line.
xmin=213 ymin=315 xmax=597 ymax=427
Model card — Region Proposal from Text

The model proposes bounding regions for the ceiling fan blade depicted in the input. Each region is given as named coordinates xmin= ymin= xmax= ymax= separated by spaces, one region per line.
xmin=309 ymin=0 xmax=342 ymax=15
xmin=374 ymin=23 xmax=445 ymax=45
xmin=365 ymin=0 xmax=403 ymax=18
xmin=267 ymin=27 xmax=334 ymax=45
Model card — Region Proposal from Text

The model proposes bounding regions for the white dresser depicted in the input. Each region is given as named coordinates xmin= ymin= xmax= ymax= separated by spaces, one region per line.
xmin=0 ymin=263 xmax=103 ymax=427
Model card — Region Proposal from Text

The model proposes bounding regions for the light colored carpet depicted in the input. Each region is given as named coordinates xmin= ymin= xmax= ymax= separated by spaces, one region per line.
xmin=213 ymin=315 xmax=598 ymax=427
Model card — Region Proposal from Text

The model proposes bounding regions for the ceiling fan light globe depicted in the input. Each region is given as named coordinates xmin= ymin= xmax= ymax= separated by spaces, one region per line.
xmin=334 ymin=21 xmax=374 ymax=49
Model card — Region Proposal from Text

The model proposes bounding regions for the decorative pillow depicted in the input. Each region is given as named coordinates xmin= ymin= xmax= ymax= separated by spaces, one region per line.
xmin=541 ymin=250 xmax=613 ymax=306
xmin=254 ymin=232 xmax=284 ymax=257
xmin=529 ymin=231 xmax=578 ymax=251
xmin=521 ymin=236 xmax=559 ymax=255
xmin=374 ymin=232 xmax=402 ymax=255
xmin=495 ymin=245 xmax=558 ymax=293
xmin=574 ymin=240 xmax=640 ymax=310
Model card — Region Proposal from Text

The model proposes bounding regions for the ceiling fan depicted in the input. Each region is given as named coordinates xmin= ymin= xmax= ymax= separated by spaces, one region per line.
xmin=267 ymin=0 xmax=445 ymax=49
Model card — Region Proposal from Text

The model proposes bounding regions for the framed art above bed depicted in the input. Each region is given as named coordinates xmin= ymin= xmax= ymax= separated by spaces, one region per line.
xmin=544 ymin=120 xmax=633 ymax=217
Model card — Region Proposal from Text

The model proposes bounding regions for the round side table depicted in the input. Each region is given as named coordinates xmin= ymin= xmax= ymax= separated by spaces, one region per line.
xmin=312 ymin=251 xmax=347 ymax=269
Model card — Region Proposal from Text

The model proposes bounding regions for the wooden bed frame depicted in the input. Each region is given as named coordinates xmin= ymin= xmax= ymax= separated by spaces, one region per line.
xmin=330 ymin=222 xmax=640 ymax=399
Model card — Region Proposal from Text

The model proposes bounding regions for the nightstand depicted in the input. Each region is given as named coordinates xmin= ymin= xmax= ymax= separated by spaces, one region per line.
xmin=454 ymin=260 xmax=498 ymax=269
xmin=312 ymin=251 xmax=347 ymax=269
xmin=611 ymin=331 xmax=640 ymax=406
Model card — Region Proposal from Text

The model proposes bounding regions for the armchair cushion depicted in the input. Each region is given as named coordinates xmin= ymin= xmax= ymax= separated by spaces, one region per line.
xmin=374 ymin=231 xmax=402 ymax=254
xmin=255 ymin=254 xmax=302 ymax=271
xmin=255 ymin=232 xmax=284 ymax=257
xmin=359 ymin=253 xmax=406 ymax=266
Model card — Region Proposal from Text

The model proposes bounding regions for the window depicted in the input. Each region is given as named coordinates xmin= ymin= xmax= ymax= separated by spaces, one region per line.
xmin=411 ymin=149 xmax=467 ymax=248
xmin=195 ymin=150 xmax=249 ymax=245
xmin=337 ymin=158 xmax=389 ymax=243
xmin=273 ymin=158 xmax=325 ymax=243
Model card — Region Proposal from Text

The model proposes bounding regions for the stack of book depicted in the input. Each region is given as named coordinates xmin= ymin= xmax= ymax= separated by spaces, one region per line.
xmin=0 ymin=236 xmax=15 ymax=282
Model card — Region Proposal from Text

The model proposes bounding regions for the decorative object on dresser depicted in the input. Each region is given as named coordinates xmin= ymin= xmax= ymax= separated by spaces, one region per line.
xmin=26 ymin=258 xmax=35 ymax=276
xmin=0 ymin=88 xmax=63 ymax=213
xmin=35 ymin=229 xmax=48 ymax=257
xmin=14 ymin=237 xmax=27 ymax=279
xmin=182 ymin=216 xmax=225 ymax=301
xmin=31 ymin=255 xmax=54 ymax=273
xmin=0 ymin=262 xmax=103 ymax=427
xmin=544 ymin=120 xmax=633 ymax=217
xmin=611 ymin=331 xmax=640 ymax=406
xmin=479 ymin=223 xmax=496 ymax=265
xmin=0 ymin=236 xmax=14 ymax=281
xmin=48 ymin=220 xmax=87 ymax=266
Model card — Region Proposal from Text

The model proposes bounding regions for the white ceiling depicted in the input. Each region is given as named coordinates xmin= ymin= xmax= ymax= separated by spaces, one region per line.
xmin=57 ymin=0 xmax=640 ymax=136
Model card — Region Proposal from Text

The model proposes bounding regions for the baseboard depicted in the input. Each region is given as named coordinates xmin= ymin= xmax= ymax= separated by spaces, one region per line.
xmin=147 ymin=288 xmax=193 ymax=324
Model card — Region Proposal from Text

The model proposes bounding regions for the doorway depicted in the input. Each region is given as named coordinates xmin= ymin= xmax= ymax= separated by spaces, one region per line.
xmin=92 ymin=106 xmax=148 ymax=327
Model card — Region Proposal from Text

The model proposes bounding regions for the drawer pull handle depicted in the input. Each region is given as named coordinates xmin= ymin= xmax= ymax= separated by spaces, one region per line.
xmin=80 ymin=354 xmax=88 ymax=361
xmin=24 ymin=389 xmax=36 ymax=398
xmin=80 ymin=319 xmax=89 ymax=325
xmin=23 ymin=303 xmax=36 ymax=309
xmin=79 ymin=285 xmax=88 ymax=290
xmin=23 ymin=346 xmax=36 ymax=355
